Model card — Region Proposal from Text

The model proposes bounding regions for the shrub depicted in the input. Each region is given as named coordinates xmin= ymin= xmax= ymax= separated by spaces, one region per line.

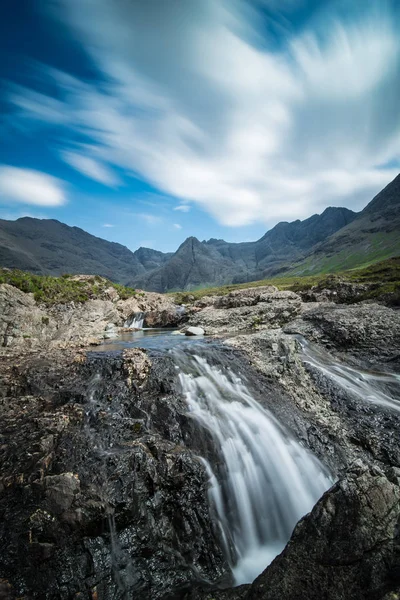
xmin=0 ymin=269 xmax=136 ymax=305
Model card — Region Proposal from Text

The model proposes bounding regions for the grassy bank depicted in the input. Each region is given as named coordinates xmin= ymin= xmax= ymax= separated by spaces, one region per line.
xmin=0 ymin=270 xmax=137 ymax=305
xmin=172 ymin=257 xmax=400 ymax=304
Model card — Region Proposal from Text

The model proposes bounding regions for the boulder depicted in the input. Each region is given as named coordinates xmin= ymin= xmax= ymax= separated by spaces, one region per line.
xmin=245 ymin=465 xmax=400 ymax=600
xmin=0 ymin=284 xmax=57 ymax=347
xmin=185 ymin=326 xmax=205 ymax=336
xmin=189 ymin=465 xmax=400 ymax=600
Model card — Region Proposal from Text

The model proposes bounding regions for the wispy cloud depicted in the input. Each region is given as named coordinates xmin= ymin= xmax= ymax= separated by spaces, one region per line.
xmin=135 ymin=212 xmax=163 ymax=225
xmin=102 ymin=223 xmax=114 ymax=228
xmin=8 ymin=0 xmax=400 ymax=226
xmin=0 ymin=166 xmax=66 ymax=206
xmin=61 ymin=150 xmax=120 ymax=187
xmin=174 ymin=204 xmax=190 ymax=212
xmin=173 ymin=223 xmax=182 ymax=229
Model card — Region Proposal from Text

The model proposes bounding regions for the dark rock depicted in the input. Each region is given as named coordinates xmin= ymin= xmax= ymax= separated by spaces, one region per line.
xmin=0 ymin=348 xmax=226 ymax=599
xmin=189 ymin=467 xmax=400 ymax=600
xmin=245 ymin=466 xmax=400 ymax=600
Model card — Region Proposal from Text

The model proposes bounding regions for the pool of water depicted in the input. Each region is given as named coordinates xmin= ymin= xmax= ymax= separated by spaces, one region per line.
xmin=94 ymin=328 xmax=204 ymax=352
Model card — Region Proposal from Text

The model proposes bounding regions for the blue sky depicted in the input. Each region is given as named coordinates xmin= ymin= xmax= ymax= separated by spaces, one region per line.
xmin=0 ymin=0 xmax=399 ymax=253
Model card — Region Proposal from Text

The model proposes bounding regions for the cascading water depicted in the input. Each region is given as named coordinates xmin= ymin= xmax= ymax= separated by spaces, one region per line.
xmin=298 ymin=336 xmax=400 ymax=413
xmin=125 ymin=311 xmax=145 ymax=329
xmin=175 ymin=351 xmax=333 ymax=585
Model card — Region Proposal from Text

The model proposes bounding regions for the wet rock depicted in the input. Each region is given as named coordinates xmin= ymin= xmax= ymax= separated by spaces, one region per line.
xmin=245 ymin=466 xmax=400 ymax=600
xmin=226 ymin=327 xmax=400 ymax=474
xmin=0 ymin=349 xmax=226 ymax=599
xmin=190 ymin=467 xmax=400 ymax=600
xmin=123 ymin=347 xmax=152 ymax=387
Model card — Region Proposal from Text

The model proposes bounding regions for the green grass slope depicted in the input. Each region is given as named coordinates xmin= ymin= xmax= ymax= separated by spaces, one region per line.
xmin=172 ymin=257 xmax=400 ymax=304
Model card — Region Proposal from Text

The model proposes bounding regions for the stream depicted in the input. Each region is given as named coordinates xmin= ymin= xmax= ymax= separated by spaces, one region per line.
xmin=96 ymin=330 xmax=334 ymax=584
xmin=298 ymin=336 xmax=400 ymax=414
xmin=92 ymin=328 xmax=400 ymax=589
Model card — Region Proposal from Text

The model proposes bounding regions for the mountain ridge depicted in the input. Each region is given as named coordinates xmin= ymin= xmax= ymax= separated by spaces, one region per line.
xmin=0 ymin=173 xmax=399 ymax=291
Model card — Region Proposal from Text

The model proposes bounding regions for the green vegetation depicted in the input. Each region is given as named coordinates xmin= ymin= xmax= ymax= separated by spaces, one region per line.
xmin=0 ymin=269 xmax=137 ymax=305
xmin=172 ymin=257 xmax=400 ymax=304
xmin=285 ymin=231 xmax=400 ymax=277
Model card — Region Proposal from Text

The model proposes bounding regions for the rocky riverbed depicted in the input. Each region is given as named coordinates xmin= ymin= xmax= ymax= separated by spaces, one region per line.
xmin=0 ymin=281 xmax=399 ymax=599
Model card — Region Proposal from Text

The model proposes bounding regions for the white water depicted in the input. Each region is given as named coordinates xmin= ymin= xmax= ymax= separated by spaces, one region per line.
xmin=178 ymin=354 xmax=332 ymax=585
xmin=125 ymin=311 xmax=144 ymax=329
xmin=298 ymin=337 xmax=400 ymax=414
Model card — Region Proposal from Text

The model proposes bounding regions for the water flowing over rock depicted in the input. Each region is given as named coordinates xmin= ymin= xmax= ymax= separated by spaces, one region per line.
xmin=245 ymin=463 xmax=400 ymax=600
xmin=175 ymin=352 xmax=332 ymax=584
xmin=0 ymin=283 xmax=185 ymax=348
xmin=187 ymin=464 xmax=400 ymax=600
xmin=124 ymin=311 xmax=145 ymax=329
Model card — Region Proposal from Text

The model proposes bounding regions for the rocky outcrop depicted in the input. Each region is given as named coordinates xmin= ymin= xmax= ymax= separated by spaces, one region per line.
xmin=299 ymin=278 xmax=373 ymax=303
xmin=0 ymin=348 xmax=226 ymax=599
xmin=213 ymin=286 xmax=278 ymax=308
xmin=0 ymin=284 xmax=57 ymax=347
xmin=0 ymin=283 xmax=184 ymax=349
xmin=188 ymin=290 xmax=302 ymax=335
xmin=245 ymin=464 xmax=400 ymax=600
xmin=190 ymin=465 xmax=400 ymax=600
xmin=288 ymin=302 xmax=400 ymax=362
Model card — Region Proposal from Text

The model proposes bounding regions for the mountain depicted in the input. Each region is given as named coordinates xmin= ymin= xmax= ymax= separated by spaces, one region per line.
xmin=0 ymin=217 xmax=169 ymax=284
xmin=135 ymin=207 xmax=357 ymax=291
xmin=0 ymin=174 xmax=398 ymax=291
xmin=286 ymin=173 xmax=400 ymax=276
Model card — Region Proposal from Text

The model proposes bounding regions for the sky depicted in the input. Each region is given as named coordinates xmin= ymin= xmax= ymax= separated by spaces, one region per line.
xmin=0 ymin=0 xmax=399 ymax=253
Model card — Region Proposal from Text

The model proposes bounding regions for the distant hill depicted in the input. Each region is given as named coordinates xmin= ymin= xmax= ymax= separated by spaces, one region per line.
xmin=286 ymin=173 xmax=400 ymax=276
xmin=0 ymin=173 xmax=399 ymax=292
xmin=0 ymin=218 xmax=169 ymax=285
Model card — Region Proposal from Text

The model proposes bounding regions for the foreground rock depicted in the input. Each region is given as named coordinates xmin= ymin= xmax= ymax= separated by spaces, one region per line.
xmin=1 ymin=276 xmax=400 ymax=600
xmin=247 ymin=464 xmax=400 ymax=600
xmin=188 ymin=465 xmax=400 ymax=599
xmin=0 ymin=348 xmax=226 ymax=599
xmin=287 ymin=302 xmax=400 ymax=364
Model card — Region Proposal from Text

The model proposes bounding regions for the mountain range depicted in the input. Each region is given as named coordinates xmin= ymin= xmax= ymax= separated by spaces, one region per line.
xmin=0 ymin=174 xmax=399 ymax=292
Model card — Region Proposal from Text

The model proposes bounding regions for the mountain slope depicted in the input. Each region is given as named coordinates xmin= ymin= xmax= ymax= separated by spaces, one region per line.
xmin=0 ymin=218 xmax=159 ymax=284
xmin=287 ymin=173 xmax=400 ymax=276
xmin=136 ymin=207 xmax=356 ymax=291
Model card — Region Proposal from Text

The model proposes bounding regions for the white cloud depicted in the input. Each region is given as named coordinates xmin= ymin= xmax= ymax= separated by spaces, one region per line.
xmin=173 ymin=223 xmax=182 ymax=229
xmin=9 ymin=0 xmax=400 ymax=226
xmin=135 ymin=212 xmax=163 ymax=225
xmin=61 ymin=150 xmax=120 ymax=187
xmin=174 ymin=204 xmax=190 ymax=212
xmin=0 ymin=166 xmax=66 ymax=206
xmin=102 ymin=223 xmax=114 ymax=227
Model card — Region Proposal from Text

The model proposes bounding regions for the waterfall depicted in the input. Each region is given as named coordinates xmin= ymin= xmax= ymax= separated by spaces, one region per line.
xmin=176 ymin=352 xmax=332 ymax=585
xmin=298 ymin=336 xmax=400 ymax=413
xmin=125 ymin=311 xmax=145 ymax=329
